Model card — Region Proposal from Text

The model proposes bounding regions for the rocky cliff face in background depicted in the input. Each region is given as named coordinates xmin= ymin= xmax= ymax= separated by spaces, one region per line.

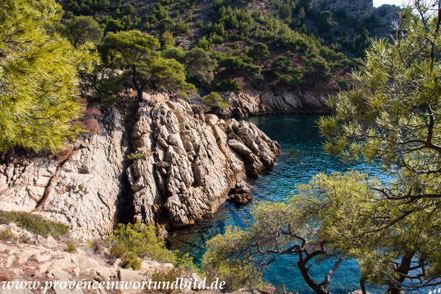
xmin=217 ymin=90 xmax=329 ymax=118
xmin=0 ymin=94 xmax=280 ymax=239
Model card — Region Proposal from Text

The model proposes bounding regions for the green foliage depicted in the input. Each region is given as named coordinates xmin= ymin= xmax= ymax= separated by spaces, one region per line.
xmin=107 ymin=223 xmax=177 ymax=264
xmin=0 ymin=0 xmax=91 ymax=153
xmin=204 ymin=4 xmax=441 ymax=293
xmin=127 ymin=152 xmax=147 ymax=161
xmin=162 ymin=46 xmax=186 ymax=63
xmin=109 ymin=242 xmax=127 ymax=258
xmin=213 ymin=79 xmax=242 ymax=93
xmin=219 ymin=56 xmax=261 ymax=77
xmin=62 ymin=15 xmax=103 ymax=47
xmin=150 ymin=268 xmax=182 ymax=294
xmin=58 ymin=0 xmax=355 ymax=94
xmin=121 ymin=252 xmax=142 ymax=270
xmin=107 ymin=223 xmax=200 ymax=273
xmin=202 ymin=226 xmax=263 ymax=291
xmin=91 ymin=69 xmax=124 ymax=103
xmin=202 ymin=194 xmax=347 ymax=292
xmin=202 ymin=92 xmax=229 ymax=110
xmin=160 ymin=31 xmax=175 ymax=47
xmin=0 ymin=229 xmax=15 ymax=241
xmin=100 ymin=30 xmax=195 ymax=101
xmin=185 ymin=48 xmax=218 ymax=84
xmin=0 ymin=211 xmax=69 ymax=239
xmin=317 ymin=3 xmax=441 ymax=292
xmin=248 ymin=43 xmax=270 ymax=61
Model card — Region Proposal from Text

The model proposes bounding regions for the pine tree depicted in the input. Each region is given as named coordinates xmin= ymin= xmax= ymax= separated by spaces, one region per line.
xmin=0 ymin=0 xmax=90 ymax=152
xmin=100 ymin=30 xmax=195 ymax=101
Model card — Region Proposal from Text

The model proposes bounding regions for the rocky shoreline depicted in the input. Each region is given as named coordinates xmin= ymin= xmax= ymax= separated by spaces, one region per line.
xmin=0 ymin=93 xmax=280 ymax=239
xmin=217 ymin=90 xmax=331 ymax=118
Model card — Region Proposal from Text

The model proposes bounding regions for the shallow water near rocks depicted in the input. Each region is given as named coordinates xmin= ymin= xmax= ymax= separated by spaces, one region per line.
xmin=169 ymin=114 xmax=394 ymax=293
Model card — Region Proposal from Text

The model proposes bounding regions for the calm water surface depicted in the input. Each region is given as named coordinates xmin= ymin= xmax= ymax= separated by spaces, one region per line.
xmin=169 ymin=114 xmax=389 ymax=293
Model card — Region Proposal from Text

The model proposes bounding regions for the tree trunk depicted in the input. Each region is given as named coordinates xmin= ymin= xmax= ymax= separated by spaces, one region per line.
xmin=360 ymin=277 xmax=367 ymax=294
xmin=131 ymin=66 xmax=143 ymax=102
xmin=136 ymin=88 xmax=143 ymax=102
xmin=298 ymin=260 xmax=329 ymax=294
xmin=386 ymin=251 xmax=414 ymax=294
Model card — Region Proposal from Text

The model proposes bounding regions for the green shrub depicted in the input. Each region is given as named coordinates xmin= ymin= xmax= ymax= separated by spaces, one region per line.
xmin=121 ymin=252 xmax=142 ymax=270
xmin=127 ymin=153 xmax=146 ymax=161
xmin=202 ymin=92 xmax=229 ymax=110
xmin=0 ymin=211 xmax=69 ymax=239
xmin=106 ymin=223 xmax=177 ymax=264
xmin=110 ymin=242 xmax=127 ymax=258
xmin=150 ymin=268 xmax=182 ymax=294
xmin=213 ymin=79 xmax=242 ymax=93
xmin=0 ymin=228 xmax=15 ymax=241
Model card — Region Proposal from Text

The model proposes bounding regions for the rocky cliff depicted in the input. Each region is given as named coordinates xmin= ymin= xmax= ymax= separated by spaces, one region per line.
xmin=0 ymin=93 xmax=280 ymax=239
xmin=217 ymin=90 xmax=329 ymax=118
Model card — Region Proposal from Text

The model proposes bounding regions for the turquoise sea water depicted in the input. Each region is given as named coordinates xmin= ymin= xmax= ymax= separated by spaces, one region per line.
xmin=169 ymin=114 xmax=390 ymax=293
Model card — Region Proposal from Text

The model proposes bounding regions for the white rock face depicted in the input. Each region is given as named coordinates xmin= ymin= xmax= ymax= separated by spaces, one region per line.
xmin=0 ymin=107 xmax=127 ymax=240
xmin=0 ymin=94 xmax=280 ymax=238
xmin=219 ymin=90 xmax=328 ymax=118
xmin=129 ymin=94 xmax=280 ymax=228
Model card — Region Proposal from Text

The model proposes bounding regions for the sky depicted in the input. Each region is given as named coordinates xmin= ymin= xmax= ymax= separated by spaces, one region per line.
xmin=373 ymin=0 xmax=406 ymax=7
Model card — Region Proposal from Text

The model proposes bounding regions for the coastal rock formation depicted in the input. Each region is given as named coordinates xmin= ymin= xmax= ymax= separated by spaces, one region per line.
xmin=228 ymin=179 xmax=252 ymax=205
xmin=218 ymin=90 xmax=329 ymax=118
xmin=128 ymin=94 xmax=279 ymax=229
xmin=0 ymin=106 xmax=128 ymax=240
xmin=0 ymin=94 xmax=280 ymax=239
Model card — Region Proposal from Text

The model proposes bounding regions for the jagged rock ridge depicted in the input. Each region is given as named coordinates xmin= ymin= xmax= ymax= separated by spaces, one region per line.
xmin=0 ymin=94 xmax=280 ymax=239
xmin=128 ymin=93 xmax=279 ymax=229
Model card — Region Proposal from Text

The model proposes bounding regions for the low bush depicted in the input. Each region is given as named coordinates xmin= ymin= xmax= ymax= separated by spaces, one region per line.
xmin=202 ymin=92 xmax=229 ymax=110
xmin=110 ymin=242 xmax=127 ymax=258
xmin=107 ymin=223 xmax=176 ymax=264
xmin=0 ymin=211 xmax=69 ymax=239
xmin=0 ymin=228 xmax=15 ymax=241
xmin=64 ymin=240 xmax=78 ymax=253
xmin=121 ymin=252 xmax=142 ymax=270
xmin=106 ymin=223 xmax=200 ymax=273
xmin=213 ymin=79 xmax=242 ymax=93
xmin=150 ymin=268 xmax=182 ymax=294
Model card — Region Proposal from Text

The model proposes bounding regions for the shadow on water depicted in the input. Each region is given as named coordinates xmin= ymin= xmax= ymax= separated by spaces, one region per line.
xmin=168 ymin=114 xmax=395 ymax=294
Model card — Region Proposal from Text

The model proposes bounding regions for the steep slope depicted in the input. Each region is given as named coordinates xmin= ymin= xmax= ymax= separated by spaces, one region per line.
xmin=57 ymin=0 xmax=399 ymax=117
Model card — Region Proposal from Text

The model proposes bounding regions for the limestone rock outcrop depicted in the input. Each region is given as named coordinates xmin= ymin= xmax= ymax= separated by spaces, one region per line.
xmin=0 ymin=107 xmax=129 ymax=240
xmin=128 ymin=94 xmax=280 ymax=229
xmin=228 ymin=179 xmax=252 ymax=205
xmin=0 ymin=93 xmax=280 ymax=238
xmin=217 ymin=90 xmax=329 ymax=118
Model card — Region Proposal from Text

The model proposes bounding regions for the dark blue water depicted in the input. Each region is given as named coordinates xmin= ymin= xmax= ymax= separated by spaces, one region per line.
xmin=169 ymin=114 xmax=389 ymax=293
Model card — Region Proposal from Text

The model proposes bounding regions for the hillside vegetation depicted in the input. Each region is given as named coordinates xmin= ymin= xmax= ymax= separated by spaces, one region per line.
xmin=1 ymin=0 xmax=397 ymax=151
xmin=58 ymin=0 xmax=395 ymax=100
